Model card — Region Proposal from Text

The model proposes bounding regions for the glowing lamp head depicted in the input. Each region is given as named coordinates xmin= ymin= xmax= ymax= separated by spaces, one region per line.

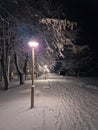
xmin=44 ymin=65 xmax=47 ymax=69
xmin=28 ymin=41 xmax=38 ymax=48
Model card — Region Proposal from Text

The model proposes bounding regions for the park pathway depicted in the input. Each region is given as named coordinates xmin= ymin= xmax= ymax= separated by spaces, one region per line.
xmin=0 ymin=73 xmax=98 ymax=130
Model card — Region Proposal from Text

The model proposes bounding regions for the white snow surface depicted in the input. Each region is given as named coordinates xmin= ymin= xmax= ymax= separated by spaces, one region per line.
xmin=0 ymin=74 xmax=98 ymax=130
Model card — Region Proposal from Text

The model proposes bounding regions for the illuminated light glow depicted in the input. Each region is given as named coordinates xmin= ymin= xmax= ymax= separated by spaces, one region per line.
xmin=44 ymin=65 xmax=49 ymax=72
xmin=44 ymin=65 xmax=48 ymax=68
xmin=28 ymin=41 xmax=39 ymax=47
xmin=27 ymin=69 xmax=30 ymax=73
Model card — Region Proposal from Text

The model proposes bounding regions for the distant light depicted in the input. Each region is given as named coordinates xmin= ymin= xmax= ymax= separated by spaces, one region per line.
xmin=28 ymin=41 xmax=39 ymax=48
xmin=44 ymin=65 xmax=48 ymax=68
xmin=27 ymin=69 xmax=30 ymax=73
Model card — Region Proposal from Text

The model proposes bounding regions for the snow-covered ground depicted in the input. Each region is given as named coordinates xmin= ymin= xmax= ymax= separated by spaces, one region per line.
xmin=0 ymin=73 xmax=98 ymax=130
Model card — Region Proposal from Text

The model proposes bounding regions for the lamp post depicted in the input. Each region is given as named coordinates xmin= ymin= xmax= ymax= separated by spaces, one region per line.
xmin=28 ymin=41 xmax=38 ymax=108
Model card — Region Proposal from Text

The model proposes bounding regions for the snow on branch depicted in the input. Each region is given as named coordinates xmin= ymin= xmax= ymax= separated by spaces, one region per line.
xmin=39 ymin=18 xmax=77 ymax=57
xmin=40 ymin=18 xmax=77 ymax=30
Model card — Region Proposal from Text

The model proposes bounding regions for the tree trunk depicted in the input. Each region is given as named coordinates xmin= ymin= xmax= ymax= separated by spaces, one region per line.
xmin=7 ymin=55 xmax=11 ymax=83
xmin=23 ymin=53 xmax=28 ymax=80
xmin=2 ymin=68 xmax=8 ymax=90
xmin=24 ymin=73 xmax=27 ymax=80
xmin=1 ymin=59 xmax=8 ymax=90
xmin=14 ymin=53 xmax=24 ymax=85
xmin=20 ymin=73 xmax=24 ymax=85
xmin=0 ymin=65 xmax=2 ymax=81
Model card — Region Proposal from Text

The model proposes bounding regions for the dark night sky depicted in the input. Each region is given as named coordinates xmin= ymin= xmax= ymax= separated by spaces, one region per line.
xmin=62 ymin=0 xmax=98 ymax=52
xmin=62 ymin=0 xmax=98 ymax=28
xmin=63 ymin=0 xmax=98 ymax=19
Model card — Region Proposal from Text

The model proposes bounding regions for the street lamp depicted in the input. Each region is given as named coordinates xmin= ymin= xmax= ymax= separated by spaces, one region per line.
xmin=28 ymin=41 xmax=38 ymax=108
xmin=44 ymin=65 xmax=47 ymax=69
xmin=44 ymin=65 xmax=49 ymax=80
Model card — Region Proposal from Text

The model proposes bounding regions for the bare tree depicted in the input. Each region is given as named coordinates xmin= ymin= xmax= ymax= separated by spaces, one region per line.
xmin=0 ymin=15 xmax=10 ymax=90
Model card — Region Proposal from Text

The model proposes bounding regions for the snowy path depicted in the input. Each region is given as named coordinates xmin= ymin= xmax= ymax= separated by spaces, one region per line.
xmin=0 ymin=74 xmax=98 ymax=130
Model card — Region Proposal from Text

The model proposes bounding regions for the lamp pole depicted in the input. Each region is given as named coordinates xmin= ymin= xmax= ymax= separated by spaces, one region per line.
xmin=28 ymin=41 xmax=38 ymax=108
xmin=31 ymin=47 xmax=34 ymax=108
